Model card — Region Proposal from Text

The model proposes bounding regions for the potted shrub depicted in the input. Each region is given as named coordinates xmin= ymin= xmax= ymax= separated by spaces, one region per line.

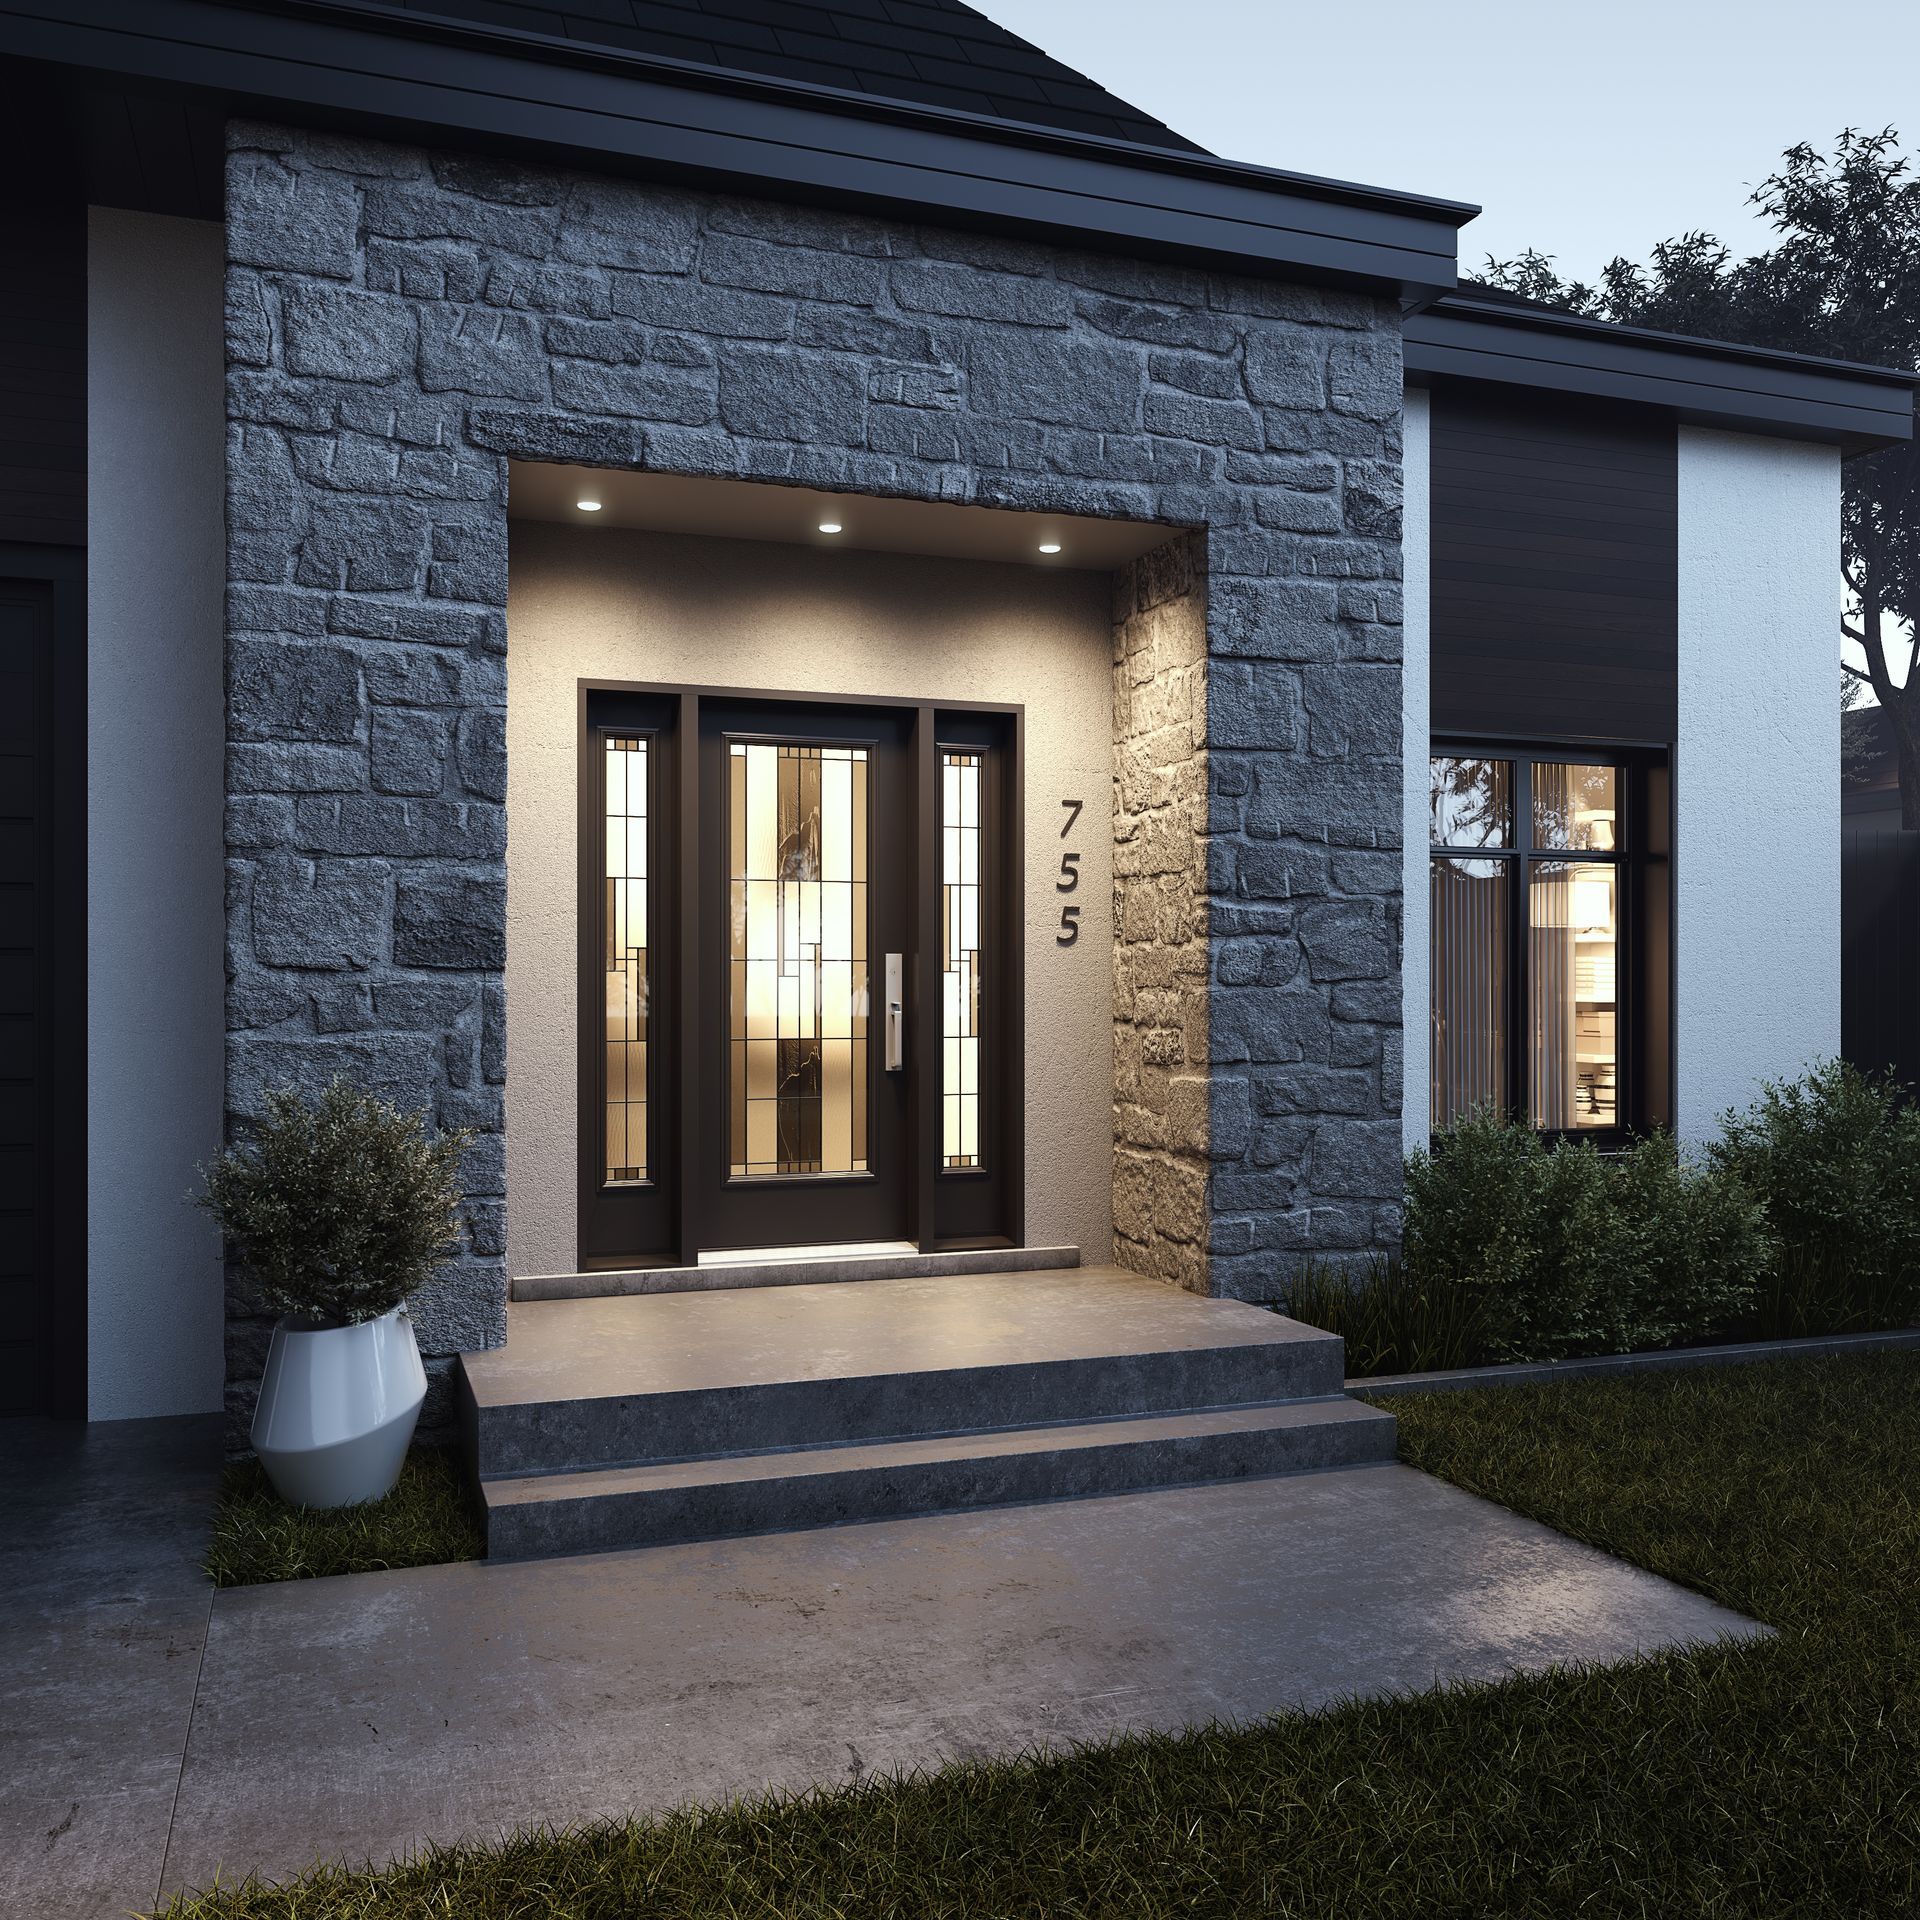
xmin=199 ymin=1079 xmax=473 ymax=1509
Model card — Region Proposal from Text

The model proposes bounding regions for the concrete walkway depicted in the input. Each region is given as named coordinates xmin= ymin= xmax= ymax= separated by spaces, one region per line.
xmin=3 ymin=1416 xmax=1764 ymax=1919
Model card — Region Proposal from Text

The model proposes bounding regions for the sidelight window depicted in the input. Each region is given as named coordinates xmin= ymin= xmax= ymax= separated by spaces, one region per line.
xmin=941 ymin=749 xmax=985 ymax=1169
xmin=603 ymin=734 xmax=650 ymax=1183
xmin=1430 ymin=753 xmax=1627 ymax=1134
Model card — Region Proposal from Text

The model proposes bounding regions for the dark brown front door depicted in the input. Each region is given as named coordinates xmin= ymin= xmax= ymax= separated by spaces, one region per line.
xmin=577 ymin=684 xmax=1022 ymax=1272
xmin=695 ymin=697 xmax=913 ymax=1253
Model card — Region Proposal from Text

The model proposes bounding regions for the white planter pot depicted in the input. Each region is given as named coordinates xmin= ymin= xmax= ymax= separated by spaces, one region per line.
xmin=251 ymin=1307 xmax=428 ymax=1509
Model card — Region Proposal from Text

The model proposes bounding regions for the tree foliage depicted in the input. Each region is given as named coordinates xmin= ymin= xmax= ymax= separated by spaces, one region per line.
xmin=1484 ymin=129 xmax=1920 ymax=825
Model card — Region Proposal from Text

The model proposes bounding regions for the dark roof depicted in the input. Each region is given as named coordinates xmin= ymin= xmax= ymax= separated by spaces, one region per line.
xmin=377 ymin=0 xmax=1206 ymax=152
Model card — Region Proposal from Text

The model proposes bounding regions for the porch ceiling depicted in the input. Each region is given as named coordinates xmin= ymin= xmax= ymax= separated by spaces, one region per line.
xmin=506 ymin=460 xmax=1171 ymax=570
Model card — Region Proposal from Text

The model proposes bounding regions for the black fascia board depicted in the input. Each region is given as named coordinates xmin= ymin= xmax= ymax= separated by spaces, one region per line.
xmin=0 ymin=0 xmax=1477 ymax=300
xmin=1406 ymin=293 xmax=1918 ymax=454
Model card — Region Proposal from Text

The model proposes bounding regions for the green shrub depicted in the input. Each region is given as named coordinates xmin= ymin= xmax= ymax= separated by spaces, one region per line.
xmin=1709 ymin=1058 xmax=1920 ymax=1336
xmin=198 ymin=1078 xmax=473 ymax=1326
xmin=1401 ymin=1111 xmax=1768 ymax=1365
xmin=1598 ymin=1131 xmax=1771 ymax=1351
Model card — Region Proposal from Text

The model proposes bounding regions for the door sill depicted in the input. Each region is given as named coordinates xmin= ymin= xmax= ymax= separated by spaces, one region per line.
xmin=695 ymin=1239 xmax=918 ymax=1268
xmin=514 ymin=1244 xmax=1080 ymax=1303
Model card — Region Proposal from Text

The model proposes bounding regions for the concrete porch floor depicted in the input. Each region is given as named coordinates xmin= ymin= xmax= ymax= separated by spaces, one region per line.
xmin=2 ymin=1412 xmax=1763 ymax=1919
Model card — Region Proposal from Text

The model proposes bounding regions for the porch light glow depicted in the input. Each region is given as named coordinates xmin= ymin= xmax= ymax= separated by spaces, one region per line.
xmin=818 ymin=520 xmax=843 ymax=534
xmin=1037 ymin=541 xmax=1062 ymax=554
xmin=576 ymin=498 xmax=602 ymax=511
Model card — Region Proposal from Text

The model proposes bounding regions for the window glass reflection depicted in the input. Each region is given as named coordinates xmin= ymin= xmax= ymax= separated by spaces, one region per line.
xmin=1532 ymin=762 xmax=1618 ymax=851
xmin=1430 ymin=757 xmax=1512 ymax=848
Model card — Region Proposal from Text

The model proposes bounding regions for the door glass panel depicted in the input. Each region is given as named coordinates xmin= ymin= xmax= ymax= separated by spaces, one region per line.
xmin=1430 ymin=756 xmax=1512 ymax=848
xmin=604 ymin=735 xmax=648 ymax=1184
xmin=1532 ymin=762 xmax=1618 ymax=850
xmin=1430 ymin=855 xmax=1509 ymax=1126
xmin=729 ymin=742 xmax=869 ymax=1178
xmin=941 ymin=750 xmax=984 ymax=1169
xmin=1528 ymin=859 xmax=1618 ymax=1129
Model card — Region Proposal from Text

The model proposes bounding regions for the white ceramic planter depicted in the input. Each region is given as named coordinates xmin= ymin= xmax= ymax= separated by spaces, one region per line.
xmin=251 ymin=1306 xmax=428 ymax=1509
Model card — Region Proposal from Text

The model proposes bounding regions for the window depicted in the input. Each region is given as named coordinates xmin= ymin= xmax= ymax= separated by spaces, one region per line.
xmin=1429 ymin=753 xmax=1630 ymax=1134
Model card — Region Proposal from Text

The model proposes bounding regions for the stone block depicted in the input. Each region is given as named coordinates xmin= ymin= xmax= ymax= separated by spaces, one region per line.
xmin=294 ymin=796 xmax=504 ymax=860
xmin=717 ymin=348 xmax=866 ymax=446
xmin=1328 ymin=335 xmax=1401 ymax=422
xmin=551 ymin=358 xmax=715 ymax=423
xmin=968 ymin=332 xmax=1142 ymax=430
xmin=484 ymin=259 xmax=613 ymax=317
xmin=227 ymin=1032 xmax=444 ymax=1125
xmin=228 ymin=742 xmax=366 ymax=795
xmin=363 ymin=182 xmax=563 ymax=255
xmin=556 ymin=180 xmax=700 ymax=271
xmin=230 ymin=640 xmax=363 ymax=744
xmin=1209 ymin=660 xmax=1303 ymax=752
xmin=428 ymin=521 xmax=508 ymax=606
xmin=294 ymin=499 xmax=430 ymax=593
xmin=393 ymin=873 xmax=506 ymax=969
xmin=1143 ymin=390 xmax=1262 ymax=449
xmin=250 ymin=857 xmax=388 ymax=970
xmin=1075 ymin=294 xmax=1235 ymax=352
xmin=701 ymin=233 xmax=885 ymax=304
xmin=1308 ymin=1121 xmax=1403 ymax=1201
xmin=892 ymin=261 xmax=1071 ymax=326
xmin=1297 ymin=900 xmax=1393 ymax=983
xmin=1244 ymin=333 xmax=1326 ymax=409
xmin=284 ymin=284 xmax=416 ymax=382
xmin=226 ymin=274 xmax=272 ymax=368
xmin=418 ymin=307 xmax=550 ymax=400
xmin=227 ymin=154 xmax=359 ymax=277
xmin=610 ymin=274 xmax=792 ymax=339
xmin=457 ymin=709 xmax=508 ymax=801
xmin=371 ymin=708 xmax=450 ymax=796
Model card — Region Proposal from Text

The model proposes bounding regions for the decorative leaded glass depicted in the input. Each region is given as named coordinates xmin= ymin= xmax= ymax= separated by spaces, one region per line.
xmin=728 ymin=742 xmax=869 ymax=1178
xmin=604 ymin=734 xmax=648 ymax=1183
xmin=941 ymin=750 xmax=984 ymax=1169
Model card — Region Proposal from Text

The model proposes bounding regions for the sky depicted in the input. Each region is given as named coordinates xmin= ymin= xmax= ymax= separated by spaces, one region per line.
xmin=975 ymin=0 xmax=1920 ymax=284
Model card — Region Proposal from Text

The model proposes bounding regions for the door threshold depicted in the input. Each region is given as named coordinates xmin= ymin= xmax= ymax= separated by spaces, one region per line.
xmin=514 ymin=1243 xmax=1080 ymax=1303
xmin=695 ymin=1239 xmax=918 ymax=1268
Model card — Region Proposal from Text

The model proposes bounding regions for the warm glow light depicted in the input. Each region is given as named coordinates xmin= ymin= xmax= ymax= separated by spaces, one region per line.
xmin=577 ymin=499 xmax=602 ymax=512
xmin=818 ymin=520 xmax=843 ymax=534
xmin=1038 ymin=540 xmax=1063 ymax=554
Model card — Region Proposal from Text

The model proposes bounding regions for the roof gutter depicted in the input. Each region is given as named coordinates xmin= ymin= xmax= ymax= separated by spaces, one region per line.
xmin=1407 ymin=292 xmax=1919 ymax=453
xmin=0 ymin=0 xmax=1477 ymax=301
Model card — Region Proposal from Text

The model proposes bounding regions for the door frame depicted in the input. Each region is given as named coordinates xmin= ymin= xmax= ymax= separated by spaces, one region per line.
xmin=574 ymin=678 xmax=1025 ymax=1271
xmin=1 ymin=542 xmax=87 ymax=1418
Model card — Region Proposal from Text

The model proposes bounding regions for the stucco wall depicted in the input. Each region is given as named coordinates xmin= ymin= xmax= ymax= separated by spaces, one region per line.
xmin=86 ymin=208 xmax=227 ymax=1418
xmin=1675 ymin=427 xmax=1841 ymax=1140
xmin=505 ymin=519 xmax=1115 ymax=1275
xmin=1399 ymin=388 xmax=1431 ymax=1152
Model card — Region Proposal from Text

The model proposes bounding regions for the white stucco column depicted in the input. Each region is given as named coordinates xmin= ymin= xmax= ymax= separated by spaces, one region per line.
xmin=86 ymin=208 xmax=226 ymax=1418
xmin=1674 ymin=427 xmax=1841 ymax=1143
xmin=1400 ymin=387 xmax=1432 ymax=1151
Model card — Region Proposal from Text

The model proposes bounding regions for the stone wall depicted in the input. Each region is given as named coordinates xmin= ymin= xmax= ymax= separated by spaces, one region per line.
xmin=221 ymin=115 xmax=1405 ymax=1413
xmin=1111 ymin=536 xmax=1210 ymax=1289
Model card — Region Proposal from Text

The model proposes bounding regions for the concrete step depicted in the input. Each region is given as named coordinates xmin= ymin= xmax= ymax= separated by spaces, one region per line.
xmin=480 ymin=1396 xmax=1397 ymax=1562
xmin=460 ymin=1266 xmax=1348 ymax=1478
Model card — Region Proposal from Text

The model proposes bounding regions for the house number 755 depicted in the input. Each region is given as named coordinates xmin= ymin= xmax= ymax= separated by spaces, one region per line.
xmin=1057 ymin=798 xmax=1083 ymax=946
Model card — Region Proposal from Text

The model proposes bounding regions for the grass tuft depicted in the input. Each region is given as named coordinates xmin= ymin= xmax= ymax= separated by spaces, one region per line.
xmin=205 ymin=1446 xmax=484 ymax=1589
xmin=162 ymin=1353 xmax=1920 ymax=1917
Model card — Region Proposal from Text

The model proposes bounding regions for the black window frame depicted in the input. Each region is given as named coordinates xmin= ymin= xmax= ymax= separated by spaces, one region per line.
xmin=1429 ymin=738 xmax=1670 ymax=1145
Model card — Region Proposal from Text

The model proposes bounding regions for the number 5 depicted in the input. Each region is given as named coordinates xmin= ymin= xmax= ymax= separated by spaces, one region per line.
xmin=1057 ymin=904 xmax=1080 ymax=947
xmin=1057 ymin=851 xmax=1080 ymax=893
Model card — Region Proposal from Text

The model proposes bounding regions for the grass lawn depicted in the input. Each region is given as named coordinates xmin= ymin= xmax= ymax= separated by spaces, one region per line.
xmin=160 ymin=1352 xmax=1920 ymax=1917
xmin=205 ymin=1446 xmax=484 ymax=1589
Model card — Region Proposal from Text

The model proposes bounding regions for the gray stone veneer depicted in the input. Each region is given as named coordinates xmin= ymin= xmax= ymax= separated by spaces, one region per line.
xmin=222 ymin=116 xmax=1405 ymax=1415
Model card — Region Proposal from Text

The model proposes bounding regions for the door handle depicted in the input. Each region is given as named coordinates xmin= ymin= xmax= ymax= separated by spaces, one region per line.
xmin=884 ymin=953 xmax=904 ymax=1072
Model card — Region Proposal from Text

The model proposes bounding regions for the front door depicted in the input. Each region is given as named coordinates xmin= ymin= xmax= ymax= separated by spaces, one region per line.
xmin=695 ymin=697 xmax=911 ymax=1252
xmin=578 ymin=685 xmax=1021 ymax=1271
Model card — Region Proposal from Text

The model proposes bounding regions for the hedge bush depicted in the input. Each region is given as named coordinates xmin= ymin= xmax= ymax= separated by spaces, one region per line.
xmin=1291 ymin=1061 xmax=1915 ymax=1370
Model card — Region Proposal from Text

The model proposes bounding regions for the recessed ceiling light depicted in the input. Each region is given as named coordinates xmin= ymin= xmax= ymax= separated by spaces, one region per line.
xmin=1038 ymin=540 xmax=1063 ymax=554
xmin=576 ymin=499 xmax=602 ymax=512
xmin=818 ymin=520 xmax=843 ymax=534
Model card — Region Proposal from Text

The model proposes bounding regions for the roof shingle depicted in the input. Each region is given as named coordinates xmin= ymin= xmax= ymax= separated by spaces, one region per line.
xmin=381 ymin=0 xmax=1205 ymax=151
